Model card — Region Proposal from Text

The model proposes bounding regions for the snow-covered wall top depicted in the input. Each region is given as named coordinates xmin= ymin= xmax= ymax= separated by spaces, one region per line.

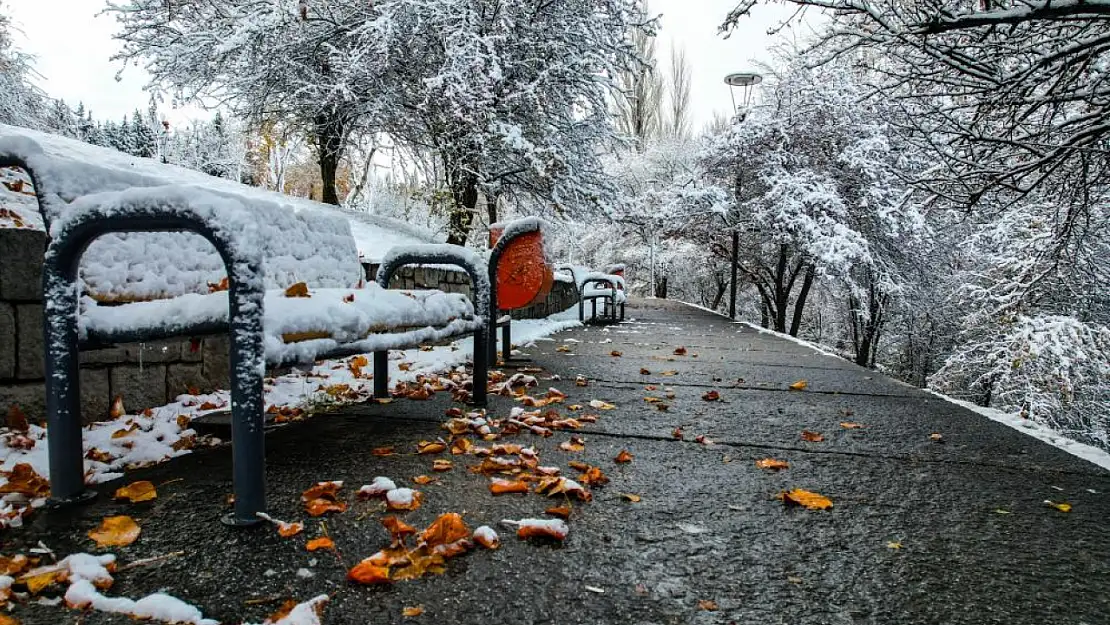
xmin=0 ymin=125 xmax=434 ymax=301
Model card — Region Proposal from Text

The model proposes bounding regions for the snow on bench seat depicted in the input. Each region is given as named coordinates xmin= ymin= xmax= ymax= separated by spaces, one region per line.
xmin=0 ymin=125 xmax=433 ymax=302
xmin=582 ymin=286 xmax=628 ymax=303
xmin=80 ymin=285 xmax=479 ymax=365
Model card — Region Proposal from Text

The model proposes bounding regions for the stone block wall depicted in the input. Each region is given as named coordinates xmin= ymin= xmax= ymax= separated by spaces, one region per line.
xmin=0 ymin=227 xmax=232 ymax=425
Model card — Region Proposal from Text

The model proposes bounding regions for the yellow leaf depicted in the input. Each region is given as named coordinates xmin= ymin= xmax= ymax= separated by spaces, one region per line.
xmin=114 ymin=480 xmax=157 ymax=503
xmin=621 ymin=493 xmax=641 ymax=503
xmin=88 ymin=515 xmax=141 ymax=547
xmin=1045 ymin=500 xmax=1072 ymax=513
xmin=778 ymin=489 xmax=832 ymax=510
xmin=886 ymin=541 xmax=902 ymax=550
xmin=588 ymin=399 xmax=616 ymax=410
xmin=789 ymin=380 xmax=807 ymax=391
xmin=403 ymin=606 xmax=425 ymax=617
xmin=0 ymin=613 xmax=20 ymax=625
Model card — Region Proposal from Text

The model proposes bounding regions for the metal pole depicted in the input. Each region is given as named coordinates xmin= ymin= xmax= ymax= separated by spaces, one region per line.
xmin=729 ymin=230 xmax=739 ymax=320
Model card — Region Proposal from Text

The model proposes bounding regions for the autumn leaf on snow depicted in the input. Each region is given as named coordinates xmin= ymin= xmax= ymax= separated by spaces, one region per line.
xmin=0 ymin=463 xmax=50 ymax=499
xmin=284 ymin=282 xmax=310 ymax=297
xmin=6 ymin=404 xmax=28 ymax=432
xmin=614 ymin=450 xmax=634 ymax=464
xmin=800 ymin=430 xmax=824 ymax=442
xmin=778 ymin=489 xmax=833 ymax=510
xmin=755 ymin=458 xmax=789 ymax=471
xmin=114 ymin=480 xmax=157 ymax=503
xmin=88 ymin=515 xmax=141 ymax=547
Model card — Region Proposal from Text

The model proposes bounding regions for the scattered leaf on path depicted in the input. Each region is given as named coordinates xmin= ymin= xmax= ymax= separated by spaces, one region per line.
xmin=697 ymin=600 xmax=719 ymax=611
xmin=788 ymin=380 xmax=808 ymax=391
xmin=839 ymin=422 xmax=863 ymax=429
xmin=886 ymin=541 xmax=902 ymax=550
xmin=1045 ymin=500 xmax=1072 ymax=513
xmin=614 ymin=450 xmax=634 ymax=464
xmin=672 ymin=426 xmax=684 ymax=440
xmin=348 ymin=560 xmax=392 ymax=585
xmin=621 ymin=493 xmax=642 ymax=503
xmin=930 ymin=433 xmax=944 ymax=442
xmin=545 ymin=506 xmax=571 ymax=519
xmin=88 ymin=515 xmax=141 ymax=547
xmin=432 ymin=459 xmax=452 ymax=472
xmin=489 ymin=478 xmax=530 ymax=495
xmin=673 ymin=347 xmax=687 ymax=356
xmin=701 ymin=390 xmax=721 ymax=401
xmin=306 ymin=537 xmax=335 ymax=551
xmin=755 ymin=458 xmax=789 ymax=471
xmin=778 ymin=489 xmax=832 ymax=510
xmin=588 ymin=399 xmax=616 ymax=410
xmin=514 ymin=518 xmax=569 ymax=541
xmin=639 ymin=368 xmax=651 ymax=375
xmin=114 ymin=480 xmax=157 ymax=503
xmin=403 ymin=606 xmax=425 ymax=618
xmin=610 ymin=351 xmax=623 ymax=357
xmin=801 ymin=430 xmax=824 ymax=442
xmin=372 ymin=446 xmax=395 ymax=456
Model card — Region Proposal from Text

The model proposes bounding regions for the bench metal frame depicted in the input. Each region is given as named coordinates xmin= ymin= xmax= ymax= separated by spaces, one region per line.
xmin=375 ymin=251 xmax=490 ymax=407
xmin=579 ymin=276 xmax=626 ymax=323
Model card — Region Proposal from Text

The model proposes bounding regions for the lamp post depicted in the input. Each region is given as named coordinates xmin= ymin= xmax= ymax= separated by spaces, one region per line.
xmin=724 ymin=71 xmax=761 ymax=319
xmin=724 ymin=72 xmax=762 ymax=122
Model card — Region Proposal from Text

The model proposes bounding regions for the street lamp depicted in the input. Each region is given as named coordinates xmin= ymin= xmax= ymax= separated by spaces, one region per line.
xmin=724 ymin=72 xmax=762 ymax=121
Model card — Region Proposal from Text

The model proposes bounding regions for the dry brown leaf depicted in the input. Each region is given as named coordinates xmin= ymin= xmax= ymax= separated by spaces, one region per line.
xmin=381 ymin=516 xmax=417 ymax=540
xmin=610 ymin=350 xmax=623 ymax=357
xmin=755 ymin=458 xmax=789 ymax=471
xmin=305 ymin=499 xmax=348 ymax=517
xmin=672 ymin=426 xmax=684 ymax=440
xmin=673 ymin=347 xmax=687 ymax=356
xmin=779 ymin=489 xmax=833 ymax=510
xmin=431 ymin=459 xmax=453 ymax=472
xmin=516 ymin=519 xmax=569 ymax=541
xmin=306 ymin=537 xmax=335 ymax=552
xmin=614 ymin=450 xmax=634 ymax=464
xmin=402 ymin=606 xmax=425 ymax=618
xmin=839 ymin=422 xmax=863 ymax=429
xmin=0 ymin=555 xmax=29 ymax=577
xmin=789 ymin=380 xmax=808 ymax=391
xmin=697 ymin=600 xmax=719 ymax=611
xmin=372 ymin=446 xmax=395 ymax=456
xmin=701 ymin=390 xmax=721 ymax=401
xmin=557 ymin=345 xmax=572 ymax=353
xmin=588 ymin=399 xmax=616 ymax=410
xmin=386 ymin=489 xmax=423 ymax=511
xmin=114 ymin=480 xmax=157 ymax=503
xmin=6 ymin=404 xmax=29 ymax=432
xmin=800 ymin=430 xmax=824 ymax=442
xmin=929 ymin=433 xmax=944 ymax=442
xmin=578 ymin=466 xmax=610 ymax=486
xmin=559 ymin=437 xmax=586 ymax=452
xmin=88 ymin=515 xmax=141 ymax=547
xmin=660 ymin=370 xmax=678 ymax=376
xmin=639 ymin=368 xmax=651 ymax=375
xmin=489 ymin=478 xmax=530 ymax=495
xmin=545 ymin=506 xmax=571 ymax=519
xmin=284 ymin=282 xmax=310 ymax=297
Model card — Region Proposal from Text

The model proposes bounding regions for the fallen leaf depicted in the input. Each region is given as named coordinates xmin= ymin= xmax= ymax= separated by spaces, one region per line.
xmin=412 ymin=475 xmax=435 ymax=485
xmin=110 ymin=395 xmax=126 ymax=419
xmin=114 ymin=480 xmax=157 ymax=503
xmin=381 ymin=516 xmax=417 ymax=541
xmin=489 ymin=478 xmax=530 ymax=495
xmin=305 ymin=499 xmax=348 ymax=517
xmin=348 ymin=560 xmax=392 ymax=585
xmin=578 ymin=466 xmax=610 ymax=486
xmin=402 ymin=606 xmax=425 ymax=617
xmin=343 ymin=293 xmax=356 ymax=303
xmin=372 ymin=445 xmax=394 ymax=457
xmin=755 ymin=458 xmax=789 ymax=471
xmin=559 ymin=437 xmax=585 ymax=452
xmin=695 ymin=434 xmax=714 ymax=446
xmin=0 ymin=555 xmax=29 ymax=577
xmin=575 ymin=375 xmax=588 ymax=386
xmin=306 ymin=537 xmax=335 ymax=551
xmin=545 ymin=506 xmax=571 ymax=519
xmin=614 ymin=450 xmax=634 ymax=464
xmin=277 ymin=521 xmax=304 ymax=538
xmin=88 ymin=515 xmax=141 ymax=547
xmin=284 ymin=282 xmax=310 ymax=297
xmin=588 ymin=399 xmax=616 ymax=410
xmin=929 ymin=433 xmax=944 ymax=442
xmin=839 ymin=422 xmax=863 ymax=429
xmin=672 ymin=426 xmax=684 ymax=440
xmin=422 ymin=513 xmax=471 ymax=547
xmin=660 ymin=370 xmax=678 ymax=376
xmin=801 ymin=430 xmax=824 ymax=442
xmin=701 ymin=390 xmax=721 ymax=401
xmin=886 ymin=541 xmax=902 ymax=550
xmin=0 ymin=463 xmax=50 ymax=498
xmin=514 ymin=518 xmax=569 ymax=541
xmin=639 ymin=368 xmax=651 ymax=375
xmin=1045 ymin=500 xmax=1072 ymax=513
xmin=673 ymin=347 xmax=687 ymax=356
xmin=787 ymin=575 xmax=803 ymax=584
xmin=778 ymin=489 xmax=832 ymax=510
xmin=432 ymin=459 xmax=453 ymax=472
xmin=994 ymin=509 xmax=1011 ymax=514
xmin=417 ymin=440 xmax=447 ymax=455
xmin=386 ymin=488 xmax=422 ymax=511
xmin=697 ymin=600 xmax=719 ymax=611
xmin=788 ymin=380 xmax=807 ymax=391
xmin=610 ymin=351 xmax=623 ymax=357
xmin=473 ymin=526 xmax=500 ymax=549
xmin=621 ymin=493 xmax=642 ymax=503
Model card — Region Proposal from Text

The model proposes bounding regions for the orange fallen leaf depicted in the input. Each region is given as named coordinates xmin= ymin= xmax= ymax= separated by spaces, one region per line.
xmin=0 ymin=615 xmax=18 ymax=625
xmin=660 ymin=370 xmax=678 ymax=376
xmin=489 ymin=478 xmax=530 ymax=495
xmin=386 ymin=488 xmax=422 ymax=511
xmin=574 ymin=376 xmax=588 ymax=386
xmin=755 ymin=458 xmax=789 ymax=470
xmin=559 ymin=436 xmax=586 ymax=452
xmin=697 ymin=600 xmax=719 ymax=611
xmin=302 ymin=481 xmax=343 ymax=501
xmin=284 ymin=282 xmax=310 ymax=297
xmin=306 ymin=537 xmax=335 ymax=551
xmin=417 ymin=441 xmax=447 ymax=455
xmin=545 ymin=506 xmax=571 ymax=519
xmin=588 ymin=399 xmax=616 ymax=410
xmin=840 ymin=422 xmax=863 ymax=429
xmin=88 ymin=515 xmax=141 ymax=547
xmin=450 ymin=439 xmax=473 ymax=455
xmin=614 ymin=450 xmax=634 ymax=464
xmin=412 ymin=475 xmax=435 ymax=485
xmin=348 ymin=560 xmax=392 ymax=585
xmin=621 ymin=493 xmax=642 ymax=503
xmin=515 ymin=519 xmax=569 ymax=541
xmin=421 ymin=513 xmax=470 ymax=547
xmin=381 ymin=516 xmax=417 ymax=540
xmin=372 ymin=446 xmax=395 ymax=456
xmin=110 ymin=395 xmax=126 ymax=419
xmin=779 ymin=489 xmax=832 ymax=510
xmin=473 ymin=526 xmax=500 ymax=549
xmin=0 ymin=555 xmax=30 ymax=577
xmin=343 ymin=293 xmax=356 ymax=303
xmin=789 ymin=380 xmax=808 ymax=391
xmin=114 ymin=480 xmax=157 ymax=503
xmin=305 ymin=499 xmax=348 ymax=517
xmin=277 ymin=521 xmax=304 ymax=538
xmin=207 ymin=276 xmax=230 ymax=293
xmin=402 ymin=606 xmax=425 ymax=617
xmin=578 ymin=466 xmax=610 ymax=486
xmin=801 ymin=430 xmax=824 ymax=442
xmin=0 ymin=463 xmax=50 ymax=499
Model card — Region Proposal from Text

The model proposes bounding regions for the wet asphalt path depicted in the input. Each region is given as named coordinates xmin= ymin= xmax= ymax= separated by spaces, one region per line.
xmin=7 ymin=298 xmax=1110 ymax=625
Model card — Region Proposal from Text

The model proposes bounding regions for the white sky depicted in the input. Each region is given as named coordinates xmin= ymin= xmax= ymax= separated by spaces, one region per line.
xmin=8 ymin=0 xmax=805 ymax=129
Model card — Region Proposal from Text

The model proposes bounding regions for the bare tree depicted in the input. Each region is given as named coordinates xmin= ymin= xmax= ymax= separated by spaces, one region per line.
xmin=665 ymin=44 xmax=692 ymax=140
xmin=615 ymin=1 xmax=664 ymax=150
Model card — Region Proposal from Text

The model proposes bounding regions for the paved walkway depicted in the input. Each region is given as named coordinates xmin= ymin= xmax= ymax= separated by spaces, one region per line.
xmin=10 ymin=299 xmax=1110 ymax=624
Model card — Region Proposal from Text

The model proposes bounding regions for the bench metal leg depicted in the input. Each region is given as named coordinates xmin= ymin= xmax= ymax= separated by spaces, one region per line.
xmin=579 ymin=298 xmax=585 ymax=322
xmin=620 ymin=302 xmax=625 ymax=321
xmin=472 ymin=328 xmax=488 ymax=406
xmin=501 ymin=321 xmax=512 ymax=362
xmin=373 ymin=351 xmax=389 ymax=399
xmin=591 ymin=299 xmax=597 ymax=320
xmin=223 ymin=297 xmax=267 ymax=527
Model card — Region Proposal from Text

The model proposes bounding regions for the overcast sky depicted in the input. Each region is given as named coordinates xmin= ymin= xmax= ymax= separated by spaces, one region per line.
xmin=8 ymin=0 xmax=805 ymax=129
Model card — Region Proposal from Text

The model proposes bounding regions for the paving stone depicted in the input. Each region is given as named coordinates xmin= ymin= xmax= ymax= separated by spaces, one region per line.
xmin=0 ymin=228 xmax=46 ymax=301
xmin=0 ymin=301 xmax=14 ymax=379
xmin=14 ymin=304 xmax=43 ymax=380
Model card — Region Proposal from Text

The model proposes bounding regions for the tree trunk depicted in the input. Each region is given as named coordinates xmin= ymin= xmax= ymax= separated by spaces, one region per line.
xmin=788 ymin=265 xmax=815 ymax=337
xmin=314 ymin=113 xmax=346 ymax=206
xmin=447 ymin=171 xmax=479 ymax=246
xmin=486 ymin=193 xmax=499 ymax=226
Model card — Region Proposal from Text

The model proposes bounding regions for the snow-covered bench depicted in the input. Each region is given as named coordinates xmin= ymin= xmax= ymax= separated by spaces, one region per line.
xmin=579 ymin=273 xmax=626 ymax=323
xmin=0 ymin=133 xmax=490 ymax=528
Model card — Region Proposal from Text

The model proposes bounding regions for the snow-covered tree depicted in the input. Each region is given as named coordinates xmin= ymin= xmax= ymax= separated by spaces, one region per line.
xmin=0 ymin=3 xmax=45 ymax=128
